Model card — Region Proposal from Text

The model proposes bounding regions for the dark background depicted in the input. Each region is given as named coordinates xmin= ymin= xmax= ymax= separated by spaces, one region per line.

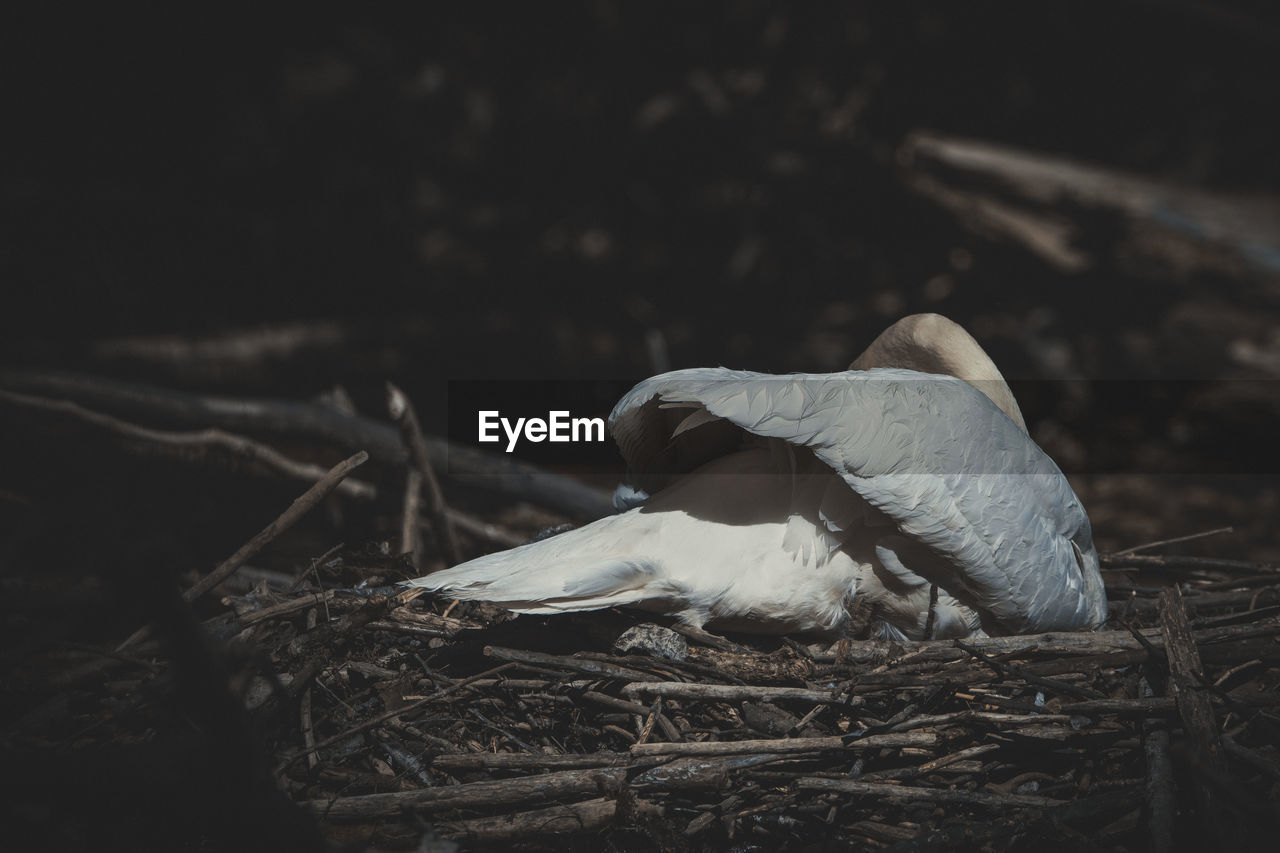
xmin=5 ymin=2 xmax=1280 ymax=548
xmin=4 ymin=5 xmax=1280 ymax=850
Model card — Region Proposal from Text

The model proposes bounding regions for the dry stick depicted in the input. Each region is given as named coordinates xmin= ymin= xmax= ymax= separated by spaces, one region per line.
xmin=308 ymin=768 xmax=628 ymax=818
xmin=0 ymin=388 xmax=376 ymax=501
xmin=1222 ymin=735 xmax=1280 ymax=783
xmin=623 ymin=682 xmax=856 ymax=705
xmin=484 ymin=646 xmax=662 ymax=682
xmin=0 ymin=368 xmax=614 ymax=520
xmin=238 ymin=591 xmax=335 ymax=627
xmin=182 ymin=451 xmax=367 ymax=607
xmin=430 ymin=752 xmax=632 ymax=772
xmin=580 ymin=690 xmax=653 ymax=717
xmin=861 ymin=743 xmax=1001 ymax=782
xmin=579 ymin=692 xmax=684 ymax=743
xmin=1158 ymin=586 xmax=1234 ymax=844
xmin=300 ymin=606 xmax=320 ymax=771
xmin=886 ymin=710 xmax=1072 ymax=732
xmin=797 ymin=777 xmax=1062 ymax=809
xmin=437 ymin=797 xmax=664 ymax=843
xmin=399 ymin=468 xmax=423 ymax=572
xmin=373 ymin=607 xmax=481 ymax=637
xmin=299 ymin=686 xmax=318 ymax=772
xmin=1200 ymin=574 xmax=1280 ymax=591
xmin=444 ymin=507 xmax=526 ymax=549
xmin=309 ymin=757 xmax=738 ymax=819
xmin=1102 ymin=553 xmax=1279 ymax=574
xmin=285 ymin=596 xmax=397 ymax=699
xmin=1112 ymin=526 xmax=1235 ymax=556
xmin=812 ymin=617 xmax=1280 ymax=668
xmin=955 ymin=639 xmax=1102 ymax=700
xmin=386 ymin=383 xmax=461 ymax=566
xmin=1143 ymin=717 xmax=1175 ymax=853
xmin=1060 ymin=697 xmax=1179 ymax=716
xmin=630 ymin=732 xmax=937 ymax=757
xmin=279 ymin=662 xmax=517 ymax=770
xmin=117 ymin=451 xmax=369 ymax=651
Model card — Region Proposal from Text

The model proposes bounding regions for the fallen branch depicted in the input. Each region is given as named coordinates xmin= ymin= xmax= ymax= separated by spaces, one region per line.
xmin=0 ymin=387 xmax=376 ymax=501
xmin=0 ymin=368 xmax=613 ymax=520
xmin=630 ymin=732 xmax=937 ymax=757
xmin=797 ymin=777 xmax=1062 ymax=809
xmin=438 ymin=797 xmax=664 ymax=843
xmin=387 ymin=382 xmax=461 ymax=565
xmin=622 ymin=682 xmax=852 ymax=705
xmin=484 ymin=646 xmax=662 ymax=682
xmin=1159 ymin=586 xmax=1233 ymax=843
xmin=117 ymin=451 xmax=369 ymax=650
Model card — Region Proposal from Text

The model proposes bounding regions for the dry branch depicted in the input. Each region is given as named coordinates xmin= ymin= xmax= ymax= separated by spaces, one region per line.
xmin=484 ymin=646 xmax=663 ymax=681
xmin=622 ymin=682 xmax=852 ymax=705
xmin=437 ymin=797 xmax=664 ymax=843
xmin=0 ymin=387 xmax=376 ymax=500
xmin=309 ymin=755 xmax=756 ymax=818
xmin=797 ymin=777 xmax=1063 ymax=809
xmin=0 ymin=368 xmax=613 ymax=520
xmin=630 ymin=732 xmax=937 ymax=757
xmin=1159 ymin=586 xmax=1234 ymax=843
xmin=387 ymin=382 xmax=461 ymax=565
xmin=117 ymin=451 xmax=369 ymax=650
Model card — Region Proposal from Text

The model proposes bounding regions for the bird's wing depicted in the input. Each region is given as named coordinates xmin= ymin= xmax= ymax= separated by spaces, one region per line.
xmin=610 ymin=367 xmax=1107 ymax=634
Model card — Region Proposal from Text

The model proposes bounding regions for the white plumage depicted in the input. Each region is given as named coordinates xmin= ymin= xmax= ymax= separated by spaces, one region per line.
xmin=405 ymin=314 xmax=1108 ymax=640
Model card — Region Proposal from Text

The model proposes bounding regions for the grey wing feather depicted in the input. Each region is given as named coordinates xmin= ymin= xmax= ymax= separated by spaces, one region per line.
xmin=610 ymin=367 xmax=1107 ymax=634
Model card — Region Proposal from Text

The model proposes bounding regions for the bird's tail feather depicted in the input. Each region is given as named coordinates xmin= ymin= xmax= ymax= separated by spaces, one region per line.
xmin=403 ymin=541 xmax=665 ymax=615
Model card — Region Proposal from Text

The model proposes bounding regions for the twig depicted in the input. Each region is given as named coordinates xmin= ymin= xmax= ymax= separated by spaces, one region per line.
xmin=812 ymin=617 xmax=1280 ymax=669
xmin=484 ymin=646 xmax=661 ymax=682
xmin=630 ymin=732 xmax=937 ymax=757
xmin=300 ymin=606 xmax=320 ymax=771
xmin=885 ymin=710 xmax=1071 ymax=732
xmin=238 ymin=591 xmax=335 ymax=627
xmin=278 ymin=662 xmax=517 ymax=770
xmin=309 ymin=756 xmax=739 ymax=818
xmin=1159 ymin=586 xmax=1234 ymax=843
xmin=308 ymin=767 xmax=631 ymax=818
xmin=955 ymin=639 xmax=1103 ymax=699
xmin=371 ymin=606 xmax=481 ymax=637
xmin=436 ymin=797 xmax=664 ymax=843
xmin=1143 ymin=719 xmax=1175 ymax=853
xmin=399 ymin=469 xmax=423 ymax=571
xmin=444 ymin=507 xmax=526 ymax=548
xmin=0 ymin=368 xmax=614 ymax=520
xmin=1222 ymin=735 xmax=1280 ymax=783
xmin=797 ymin=777 xmax=1062 ymax=808
xmin=1102 ymin=554 xmax=1279 ymax=574
xmin=1113 ymin=526 xmax=1234 ymax=555
xmin=623 ymin=682 xmax=854 ymax=705
xmin=861 ymin=743 xmax=1000 ymax=781
xmin=117 ymin=451 xmax=369 ymax=650
xmin=299 ymin=686 xmax=318 ymax=771
xmin=387 ymin=382 xmax=461 ymax=565
xmin=430 ymin=752 xmax=632 ymax=772
xmin=0 ymin=387 xmax=376 ymax=501
xmin=1059 ymin=697 xmax=1178 ymax=716
xmin=182 ymin=450 xmax=367 ymax=606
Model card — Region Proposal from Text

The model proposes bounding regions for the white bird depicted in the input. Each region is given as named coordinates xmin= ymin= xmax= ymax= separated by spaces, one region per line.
xmin=405 ymin=314 xmax=1107 ymax=641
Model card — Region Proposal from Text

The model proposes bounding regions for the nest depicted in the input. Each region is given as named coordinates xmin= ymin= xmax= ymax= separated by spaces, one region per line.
xmin=3 ymin=377 xmax=1279 ymax=852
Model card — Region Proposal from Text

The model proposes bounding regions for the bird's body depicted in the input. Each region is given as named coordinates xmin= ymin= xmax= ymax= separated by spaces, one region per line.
xmin=405 ymin=315 xmax=1108 ymax=640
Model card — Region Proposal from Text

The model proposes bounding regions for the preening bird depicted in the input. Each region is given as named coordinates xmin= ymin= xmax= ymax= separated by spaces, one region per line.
xmin=405 ymin=314 xmax=1107 ymax=640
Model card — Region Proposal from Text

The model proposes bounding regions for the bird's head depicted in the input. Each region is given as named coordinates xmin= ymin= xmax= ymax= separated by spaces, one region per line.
xmin=850 ymin=313 xmax=1028 ymax=432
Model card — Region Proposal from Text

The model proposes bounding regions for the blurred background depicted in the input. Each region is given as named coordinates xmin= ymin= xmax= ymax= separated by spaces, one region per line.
xmin=4 ymin=1 xmax=1280 ymax=557
xmin=5 ymin=5 xmax=1280 ymax=850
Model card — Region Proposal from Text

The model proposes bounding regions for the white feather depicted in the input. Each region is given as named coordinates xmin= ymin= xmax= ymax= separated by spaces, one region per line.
xmin=405 ymin=314 xmax=1108 ymax=639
